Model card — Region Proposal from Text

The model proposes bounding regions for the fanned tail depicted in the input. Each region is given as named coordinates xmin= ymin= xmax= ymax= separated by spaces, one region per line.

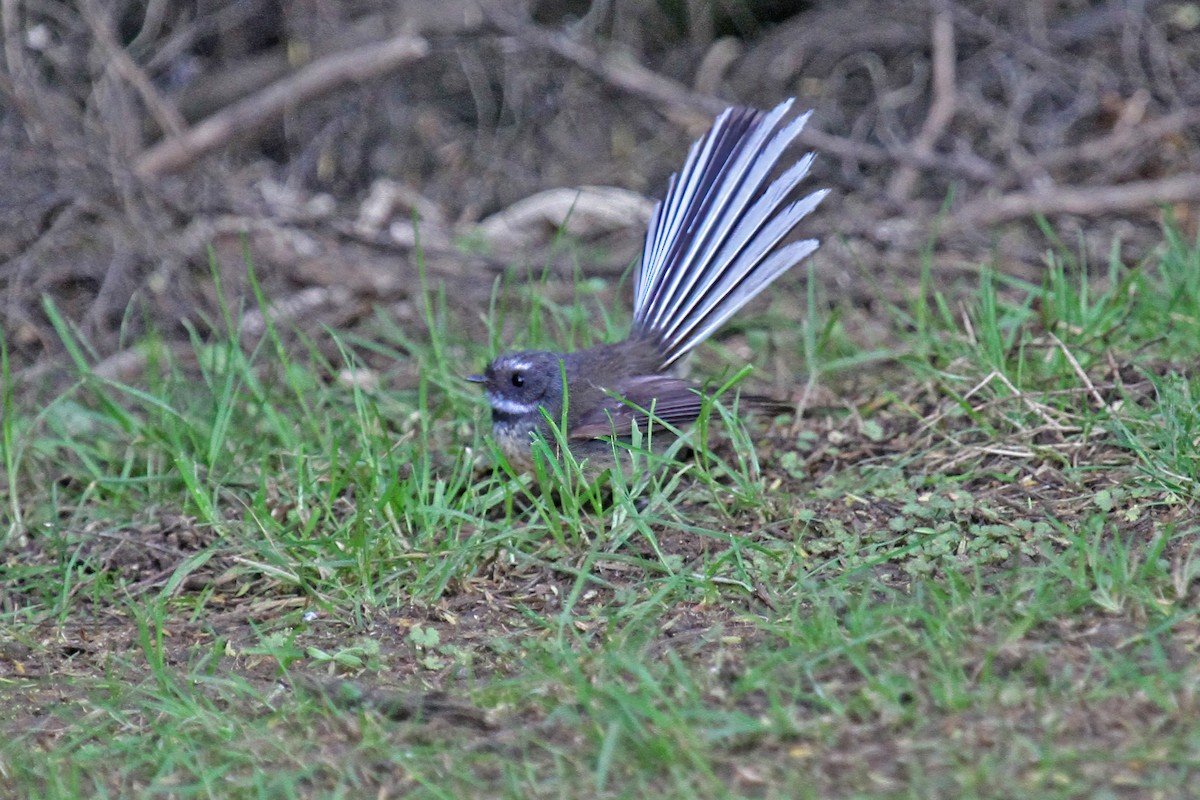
xmin=633 ymin=98 xmax=828 ymax=367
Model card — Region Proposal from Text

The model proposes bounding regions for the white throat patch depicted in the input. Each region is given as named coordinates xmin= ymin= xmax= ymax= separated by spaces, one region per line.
xmin=486 ymin=392 xmax=541 ymax=415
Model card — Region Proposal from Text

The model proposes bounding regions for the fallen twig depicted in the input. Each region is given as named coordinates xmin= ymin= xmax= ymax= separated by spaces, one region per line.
xmin=1035 ymin=108 xmax=1200 ymax=172
xmin=484 ymin=4 xmax=996 ymax=181
xmin=888 ymin=4 xmax=957 ymax=201
xmin=135 ymin=33 xmax=429 ymax=176
xmin=81 ymin=0 xmax=188 ymax=138
xmin=952 ymin=172 xmax=1200 ymax=227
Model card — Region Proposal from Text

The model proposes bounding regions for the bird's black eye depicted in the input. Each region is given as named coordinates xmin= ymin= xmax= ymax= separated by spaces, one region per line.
xmin=511 ymin=372 xmax=525 ymax=388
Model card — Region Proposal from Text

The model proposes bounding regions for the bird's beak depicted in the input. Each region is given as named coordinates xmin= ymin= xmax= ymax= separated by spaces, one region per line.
xmin=465 ymin=374 xmax=485 ymax=383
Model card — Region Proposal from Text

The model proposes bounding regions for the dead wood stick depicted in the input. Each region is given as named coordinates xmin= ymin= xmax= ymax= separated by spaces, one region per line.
xmin=81 ymin=0 xmax=188 ymax=137
xmin=1036 ymin=108 xmax=1200 ymax=171
xmin=135 ymin=33 xmax=429 ymax=177
xmin=1 ymin=0 xmax=26 ymax=82
xmin=887 ymin=5 xmax=957 ymax=200
xmin=485 ymin=5 xmax=996 ymax=181
xmin=953 ymin=172 xmax=1200 ymax=227
xmin=484 ymin=3 xmax=725 ymax=128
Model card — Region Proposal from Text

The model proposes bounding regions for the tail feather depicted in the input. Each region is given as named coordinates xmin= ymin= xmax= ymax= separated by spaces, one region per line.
xmin=666 ymin=189 xmax=827 ymax=360
xmin=650 ymin=109 xmax=812 ymax=338
xmin=636 ymin=107 xmax=762 ymax=314
xmin=632 ymin=99 xmax=826 ymax=367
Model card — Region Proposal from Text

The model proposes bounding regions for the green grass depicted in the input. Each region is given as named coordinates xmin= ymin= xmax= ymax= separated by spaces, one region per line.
xmin=2 ymin=225 xmax=1199 ymax=798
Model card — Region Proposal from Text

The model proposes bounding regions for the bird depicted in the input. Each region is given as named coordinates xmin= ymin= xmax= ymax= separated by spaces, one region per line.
xmin=469 ymin=98 xmax=828 ymax=469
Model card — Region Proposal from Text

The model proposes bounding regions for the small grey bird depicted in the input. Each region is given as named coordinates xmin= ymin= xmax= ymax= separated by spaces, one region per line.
xmin=470 ymin=99 xmax=828 ymax=467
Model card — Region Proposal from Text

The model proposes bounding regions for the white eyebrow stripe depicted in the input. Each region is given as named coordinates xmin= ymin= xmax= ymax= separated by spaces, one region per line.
xmin=486 ymin=392 xmax=541 ymax=415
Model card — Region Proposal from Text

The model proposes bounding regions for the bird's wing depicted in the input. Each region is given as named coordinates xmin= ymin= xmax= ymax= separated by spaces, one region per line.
xmin=567 ymin=375 xmax=705 ymax=440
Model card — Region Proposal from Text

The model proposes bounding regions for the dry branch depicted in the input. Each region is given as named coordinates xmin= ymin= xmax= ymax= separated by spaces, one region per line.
xmin=483 ymin=3 xmax=724 ymax=129
xmin=135 ymin=33 xmax=430 ymax=176
xmin=80 ymin=0 xmax=188 ymax=137
xmin=475 ymin=186 xmax=653 ymax=254
xmin=484 ymin=4 xmax=996 ymax=181
xmin=953 ymin=172 xmax=1200 ymax=227
xmin=1036 ymin=108 xmax=1200 ymax=172
xmin=887 ymin=5 xmax=957 ymax=201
